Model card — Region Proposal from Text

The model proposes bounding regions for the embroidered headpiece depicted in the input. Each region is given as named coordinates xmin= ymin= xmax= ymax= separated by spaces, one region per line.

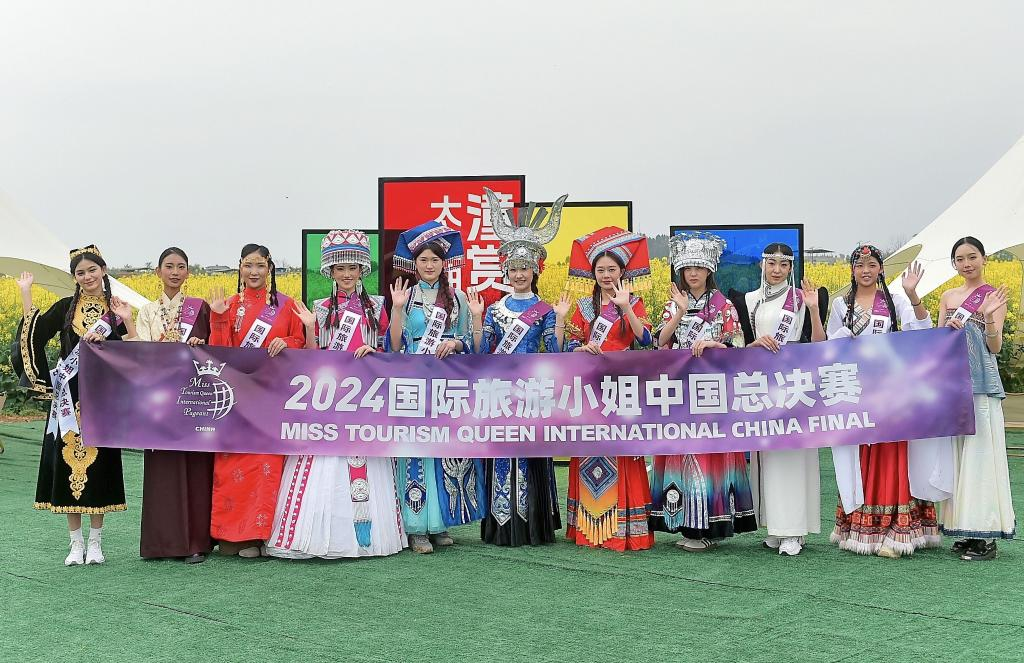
xmin=69 ymin=244 xmax=103 ymax=262
xmin=485 ymin=187 xmax=566 ymax=274
xmin=669 ymin=232 xmax=726 ymax=272
xmin=567 ymin=226 xmax=652 ymax=295
xmin=392 ymin=220 xmax=465 ymax=275
xmin=320 ymin=229 xmax=372 ymax=277
xmin=849 ymin=244 xmax=884 ymax=267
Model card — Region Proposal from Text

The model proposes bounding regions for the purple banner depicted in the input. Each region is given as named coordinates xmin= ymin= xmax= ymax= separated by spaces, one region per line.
xmin=79 ymin=328 xmax=975 ymax=457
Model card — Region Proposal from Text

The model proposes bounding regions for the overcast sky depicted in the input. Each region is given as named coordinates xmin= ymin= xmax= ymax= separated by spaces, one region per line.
xmin=2 ymin=1 xmax=1022 ymax=267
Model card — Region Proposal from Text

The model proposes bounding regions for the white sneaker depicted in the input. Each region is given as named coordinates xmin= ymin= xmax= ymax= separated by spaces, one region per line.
xmin=778 ymin=537 xmax=803 ymax=556
xmin=86 ymin=538 xmax=105 ymax=565
xmin=763 ymin=535 xmax=782 ymax=550
xmin=65 ymin=539 xmax=85 ymax=566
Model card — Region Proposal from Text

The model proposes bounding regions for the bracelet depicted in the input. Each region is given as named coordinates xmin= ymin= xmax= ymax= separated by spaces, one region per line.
xmin=910 ymin=300 xmax=922 ymax=307
xmin=985 ymin=319 xmax=996 ymax=325
xmin=985 ymin=331 xmax=999 ymax=338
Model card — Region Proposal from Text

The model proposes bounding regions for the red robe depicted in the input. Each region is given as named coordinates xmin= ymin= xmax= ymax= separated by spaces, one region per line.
xmin=565 ymin=296 xmax=655 ymax=551
xmin=209 ymin=287 xmax=305 ymax=543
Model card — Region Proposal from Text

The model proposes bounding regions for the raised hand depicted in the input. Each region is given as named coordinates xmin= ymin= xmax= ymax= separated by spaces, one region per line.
xmin=902 ymin=261 xmax=924 ymax=296
xmin=610 ymin=280 xmax=632 ymax=308
xmin=16 ymin=271 xmax=34 ymax=292
xmin=553 ymin=291 xmax=572 ymax=319
xmin=979 ymin=285 xmax=1010 ymax=318
xmin=669 ymin=283 xmax=688 ymax=310
xmin=800 ymin=278 xmax=819 ymax=310
xmin=209 ymin=286 xmax=230 ymax=315
xmin=109 ymin=296 xmax=132 ymax=321
xmin=294 ymin=300 xmax=316 ymax=328
xmin=390 ymin=278 xmax=410 ymax=310
xmin=467 ymin=287 xmax=485 ymax=319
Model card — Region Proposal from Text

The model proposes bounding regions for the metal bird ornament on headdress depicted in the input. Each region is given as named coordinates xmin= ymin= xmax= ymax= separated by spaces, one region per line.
xmin=485 ymin=187 xmax=567 ymax=273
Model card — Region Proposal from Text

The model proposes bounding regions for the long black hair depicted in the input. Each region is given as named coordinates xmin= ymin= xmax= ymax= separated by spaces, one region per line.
xmin=65 ymin=249 xmax=113 ymax=342
xmin=237 ymin=244 xmax=279 ymax=306
xmin=590 ymin=250 xmax=629 ymax=334
xmin=412 ymin=241 xmax=457 ymax=328
xmin=325 ymin=265 xmax=376 ymax=333
xmin=844 ymin=244 xmax=898 ymax=332
xmin=951 ymin=236 xmax=986 ymax=262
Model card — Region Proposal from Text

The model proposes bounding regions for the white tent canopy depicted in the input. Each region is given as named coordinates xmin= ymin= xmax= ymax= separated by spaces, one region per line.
xmin=0 ymin=189 xmax=150 ymax=309
xmin=882 ymin=134 xmax=1024 ymax=296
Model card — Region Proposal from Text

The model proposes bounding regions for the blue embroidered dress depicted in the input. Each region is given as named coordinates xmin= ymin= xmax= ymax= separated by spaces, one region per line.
xmin=477 ymin=293 xmax=563 ymax=546
xmin=386 ymin=280 xmax=485 ymax=534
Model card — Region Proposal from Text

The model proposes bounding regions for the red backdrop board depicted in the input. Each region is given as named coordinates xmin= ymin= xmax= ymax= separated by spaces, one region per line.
xmin=379 ymin=176 xmax=525 ymax=307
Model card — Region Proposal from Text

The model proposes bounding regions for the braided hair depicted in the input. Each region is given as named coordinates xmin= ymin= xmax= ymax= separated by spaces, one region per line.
xmin=65 ymin=250 xmax=113 ymax=345
xmin=238 ymin=244 xmax=279 ymax=306
xmin=844 ymin=244 xmax=899 ymax=332
xmin=590 ymin=251 xmax=630 ymax=335
xmin=413 ymin=242 xmax=457 ymax=328
xmin=325 ymin=267 xmax=376 ymax=332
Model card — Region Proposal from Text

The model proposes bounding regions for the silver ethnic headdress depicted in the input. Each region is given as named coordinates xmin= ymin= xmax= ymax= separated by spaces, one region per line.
xmin=669 ymin=232 xmax=727 ymax=273
xmin=485 ymin=187 xmax=567 ymax=273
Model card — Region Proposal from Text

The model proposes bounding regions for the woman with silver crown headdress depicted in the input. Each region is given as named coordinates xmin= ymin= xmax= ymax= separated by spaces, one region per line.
xmin=827 ymin=244 xmax=949 ymax=558
xmin=651 ymin=232 xmax=757 ymax=552
xmin=466 ymin=190 xmax=571 ymax=546
xmin=14 ymin=245 xmax=135 ymax=566
xmin=727 ymin=242 xmax=827 ymax=556
xmin=386 ymin=220 xmax=484 ymax=554
xmin=264 ymin=230 xmax=407 ymax=559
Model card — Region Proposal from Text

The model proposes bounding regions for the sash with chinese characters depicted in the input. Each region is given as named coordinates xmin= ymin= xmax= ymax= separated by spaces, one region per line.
xmin=495 ymin=300 xmax=552 ymax=355
xmin=239 ymin=295 xmax=290 ymax=349
xmin=588 ymin=302 xmax=622 ymax=347
xmin=415 ymin=305 xmax=449 ymax=355
xmin=680 ymin=290 xmax=728 ymax=348
xmin=867 ymin=290 xmax=891 ymax=335
xmin=770 ymin=288 xmax=804 ymax=345
xmin=317 ymin=294 xmax=366 ymax=352
xmin=177 ymin=297 xmax=204 ymax=342
xmin=950 ymin=284 xmax=995 ymax=326
xmin=48 ymin=313 xmax=121 ymax=437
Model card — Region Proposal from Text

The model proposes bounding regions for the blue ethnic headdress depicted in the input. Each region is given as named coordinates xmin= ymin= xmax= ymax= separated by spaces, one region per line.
xmin=392 ymin=220 xmax=465 ymax=275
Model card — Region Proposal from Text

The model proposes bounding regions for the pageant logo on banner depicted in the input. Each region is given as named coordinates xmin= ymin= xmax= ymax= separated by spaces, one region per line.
xmin=179 ymin=359 xmax=237 ymax=427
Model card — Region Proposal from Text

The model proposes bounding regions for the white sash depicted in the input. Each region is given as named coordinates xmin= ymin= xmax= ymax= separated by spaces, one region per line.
xmin=495 ymin=301 xmax=551 ymax=355
xmin=679 ymin=291 xmax=728 ymax=349
xmin=47 ymin=316 xmax=116 ymax=437
xmin=951 ymin=284 xmax=995 ymax=326
xmin=328 ymin=310 xmax=363 ymax=351
xmin=415 ymin=306 xmax=449 ymax=355
xmin=588 ymin=302 xmax=620 ymax=347
xmin=770 ymin=288 xmax=803 ymax=345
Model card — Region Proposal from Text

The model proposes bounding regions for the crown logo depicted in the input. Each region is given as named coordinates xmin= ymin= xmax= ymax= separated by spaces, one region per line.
xmin=193 ymin=360 xmax=226 ymax=377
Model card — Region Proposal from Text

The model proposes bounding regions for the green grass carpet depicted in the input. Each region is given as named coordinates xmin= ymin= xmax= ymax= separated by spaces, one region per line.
xmin=2 ymin=423 xmax=1024 ymax=662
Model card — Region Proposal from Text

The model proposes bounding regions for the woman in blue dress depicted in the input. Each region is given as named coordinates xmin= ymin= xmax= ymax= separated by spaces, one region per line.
xmin=387 ymin=220 xmax=483 ymax=554
xmin=467 ymin=189 xmax=571 ymax=546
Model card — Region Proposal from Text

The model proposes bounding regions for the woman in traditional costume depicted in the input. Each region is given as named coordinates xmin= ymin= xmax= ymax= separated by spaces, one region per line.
xmin=828 ymin=245 xmax=949 ymax=558
xmin=264 ymin=230 xmax=407 ymax=559
xmin=131 ymin=247 xmax=214 ymax=563
xmin=386 ymin=221 xmax=483 ymax=554
xmin=728 ymin=242 xmax=827 ymax=556
xmin=937 ymin=236 xmax=1014 ymax=560
xmin=467 ymin=189 xmax=570 ymax=547
xmin=563 ymin=227 xmax=655 ymax=551
xmin=15 ymin=245 xmax=134 ymax=565
xmin=207 ymin=243 xmax=305 ymax=558
xmin=651 ymin=232 xmax=757 ymax=552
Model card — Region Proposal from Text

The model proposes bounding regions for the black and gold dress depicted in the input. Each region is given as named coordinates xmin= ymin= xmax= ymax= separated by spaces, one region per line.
xmin=17 ymin=294 xmax=127 ymax=514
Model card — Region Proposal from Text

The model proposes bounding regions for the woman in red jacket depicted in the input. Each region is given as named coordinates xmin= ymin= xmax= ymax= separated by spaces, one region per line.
xmin=207 ymin=243 xmax=306 ymax=557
